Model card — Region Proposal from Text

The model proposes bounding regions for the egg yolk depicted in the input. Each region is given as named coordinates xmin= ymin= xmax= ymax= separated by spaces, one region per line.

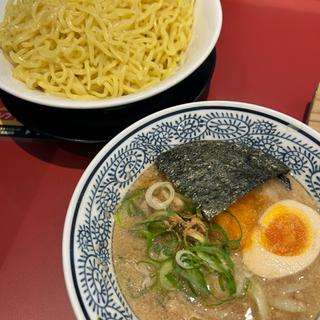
xmin=261 ymin=206 xmax=312 ymax=256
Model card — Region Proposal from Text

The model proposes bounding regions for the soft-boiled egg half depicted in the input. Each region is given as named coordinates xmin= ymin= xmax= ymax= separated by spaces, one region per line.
xmin=242 ymin=199 xmax=320 ymax=279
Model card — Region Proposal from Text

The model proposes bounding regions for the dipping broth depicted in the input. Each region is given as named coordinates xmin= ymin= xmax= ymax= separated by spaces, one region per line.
xmin=113 ymin=165 xmax=320 ymax=320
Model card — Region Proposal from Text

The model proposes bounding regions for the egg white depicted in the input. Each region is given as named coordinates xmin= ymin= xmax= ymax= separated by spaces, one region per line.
xmin=242 ymin=199 xmax=320 ymax=279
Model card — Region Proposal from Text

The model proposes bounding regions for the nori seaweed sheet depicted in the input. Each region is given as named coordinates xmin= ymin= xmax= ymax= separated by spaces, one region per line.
xmin=154 ymin=140 xmax=290 ymax=221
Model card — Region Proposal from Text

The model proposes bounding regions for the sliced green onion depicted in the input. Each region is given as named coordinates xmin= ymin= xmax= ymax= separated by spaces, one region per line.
xmin=224 ymin=211 xmax=242 ymax=238
xmin=210 ymin=211 xmax=243 ymax=250
xmin=204 ymin=295 xmax=238 ymax=307
xmin=220 ymin=270 xmax=237 ymax=296
xmin=127 ymin=199 xmax=145 ymax=217
xmin=175 ymin=250 xmax=200 ymax=269
xmin=234 ymin=269 xmax=251 ymax=297
xmin=184 ymin=229 xmax=207 ymax=245
xmin=133 ymin=211 xmax=170 ymax=234
xmin=190 ymin=245 xmax=234 ymax=270
xmin=114 ymin=209 xmax=123 ymax=226
xmin=190 ymin=244 xmax=237 ymax=297
xmin=174 ymin=264 xmax=210 ymax=297
xmin=223 ymin=239 xmax=241 ymax=250
xmin=148 ymin=231 xmax=180 ymax=262
xmin=129 ymin=227 xmax=153 ymax=241
xmin=115 ymin=188 xmax=146 ymax=219
xmin=145 ymin=181 xmax=175 ymax=210
xmin=210 ymin=223 xmax=230 ymax=242
xmin=241 ymin=278 xmax=250 ymax=296
xmin=136 ymin=260 xmax=158 ymax=275
xmin=126 ymin=196 xmax=247 ymax=304
xmin=159 ymin=260 xmax=175 ymax=291
xmin=197 ymin=251 xmax=225 ymax=273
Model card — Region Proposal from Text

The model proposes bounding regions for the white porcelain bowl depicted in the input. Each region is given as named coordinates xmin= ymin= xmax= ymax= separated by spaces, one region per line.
xmin=0 ymin=1 xmax=222 ymax=109
xmin=63 ymin=100 xmax=320 ymax=319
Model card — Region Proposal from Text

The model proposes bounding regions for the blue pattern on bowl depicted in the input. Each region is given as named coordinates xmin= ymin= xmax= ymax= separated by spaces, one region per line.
xmin=64 ymin=103 xmax=320 ymax=319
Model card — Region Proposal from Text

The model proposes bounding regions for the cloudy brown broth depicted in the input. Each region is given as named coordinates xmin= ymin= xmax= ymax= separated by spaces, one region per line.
xmin=112 ymin=165 xmax=320 ymax=320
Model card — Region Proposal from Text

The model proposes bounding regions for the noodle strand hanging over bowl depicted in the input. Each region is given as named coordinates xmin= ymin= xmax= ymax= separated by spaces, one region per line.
xmin=0 ymin=0 xmax=194 ymax=99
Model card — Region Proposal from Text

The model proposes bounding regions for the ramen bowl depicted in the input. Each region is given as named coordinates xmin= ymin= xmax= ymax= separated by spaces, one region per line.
xmin=0 ymin=0 xmax=222 ymax=110
xmin=63 ymin=100 xmax=320 ymax=319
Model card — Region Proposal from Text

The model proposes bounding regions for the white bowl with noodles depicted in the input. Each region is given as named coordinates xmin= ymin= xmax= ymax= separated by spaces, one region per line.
xmin=63 ymin=100 xmax=320 ymax=319
xmin=0 ymin=0 xmax=222 ymax=109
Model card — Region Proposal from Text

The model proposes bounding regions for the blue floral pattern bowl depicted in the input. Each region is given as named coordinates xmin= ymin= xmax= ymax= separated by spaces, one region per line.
xmin=63 ymin=101 xmax=320 ymax=319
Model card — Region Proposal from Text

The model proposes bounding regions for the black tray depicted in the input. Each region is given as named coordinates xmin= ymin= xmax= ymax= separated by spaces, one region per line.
xmin=0 ymin=48 xmax=216 ymax=143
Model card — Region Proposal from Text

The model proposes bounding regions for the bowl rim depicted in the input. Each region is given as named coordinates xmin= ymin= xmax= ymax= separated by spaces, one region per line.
xmin=0 ymin=0 xmax=222 ymax=110
xmin=62 ymin=100 xmax=320 ymax=319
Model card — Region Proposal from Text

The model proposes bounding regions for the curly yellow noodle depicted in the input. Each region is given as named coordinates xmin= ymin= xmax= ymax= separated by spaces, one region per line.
xmin=0 ymin=0 xmax=194 ymax=99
